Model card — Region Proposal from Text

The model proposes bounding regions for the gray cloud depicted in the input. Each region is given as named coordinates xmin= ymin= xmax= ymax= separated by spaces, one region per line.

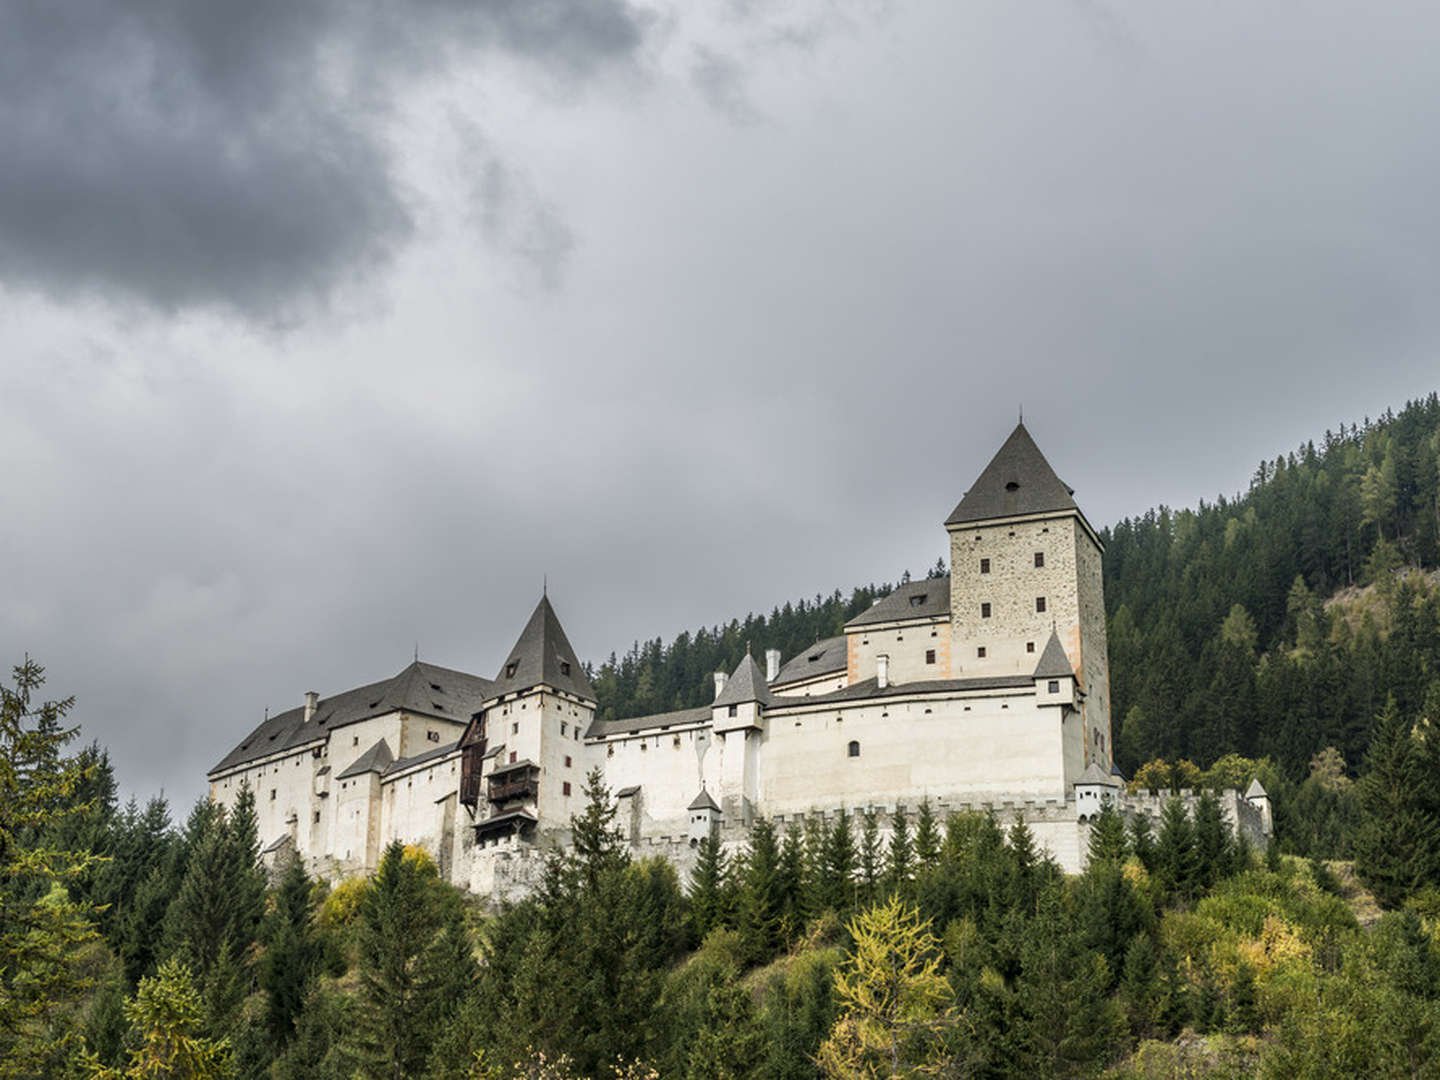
xmin=0 ymin=0 xmax=644 ymax=317
xmin=691 ymin=47 xmax=763 ymax=125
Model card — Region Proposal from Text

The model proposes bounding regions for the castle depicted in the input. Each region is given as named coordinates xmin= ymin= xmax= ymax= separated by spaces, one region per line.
xmin=208 ymin=425 xmax=1270 ymax=895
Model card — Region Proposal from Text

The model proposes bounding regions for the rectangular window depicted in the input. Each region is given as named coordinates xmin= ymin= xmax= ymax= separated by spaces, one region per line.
xmin=561 ymin=722 xmax=567 ymax=735
xmin=508 ymin=751 xmax=517 ymax=764
xmin=560 ymin=661 xmax=571 ymax=676
xmin=313 ymin=811 xmax=320 ymax=823
xmin=1026 ymin=641 xmax=1035 ymax=653
xmin=564 ymin=755 xmax=572 ymax=768
xmin=1036 ymin=597 xmax=1047 ymax=613
xmin=1048 ymin=680 xmax=1060 ymax=694
xmin=977 ymin=647 xmax=987 ymax=658
xmin=426 ymin=730 xmax=440 ymax=743
xmin=563 ymin=781 xmax=572 ymax=796
xmin=1034 ymin=552 xmax=1045 ymax=568
xmin=925 ymin=649 xmax=936 ymax=664
xmin=979 ymin=558 xmax=990 ymax=574
xmin=727 ymin=704 xmax=738 ymax=717
xmin=512 ymin=722 xmax=519 ymax=734
xmin=269 ymin=789 xmax=276 ymax=801
xmin=574 ymin=729 xmax=580 ymax=741
xmin=980 ymin=602 xmax=991 ymax=618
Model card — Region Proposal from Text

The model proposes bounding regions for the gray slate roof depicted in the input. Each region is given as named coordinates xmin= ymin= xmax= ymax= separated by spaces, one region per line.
xmin=586 ymin=705 xmax=712 ymax=740
xmin=688 ymin=788 xmax=721 ymax=811
xmin=777 ymin=673 xmax=1034 ymax=706
xmin=490 ymin=595 xmax=596 ymax=701
xmin=1032 ymin=631 xmax=1075 ymax=680
xmin=337 ymin=738 xmax=394 ymax=779
xmin=1077 ymin=761 xmax=1118 ymax=786
xmin=1245 ymin=778 xmax=1268 ymax=799
xmin=210 ymin=660 xmax=495 ymax=776
xmin=946 ymin=423 xmax=1078 ymax=526
xmin=714 ymin=654 xmax=777 ymax=708
xmin=773 ymin=635 xmax=848 ymax=686
xmin=384 ymin=740 xmax=459 ymax=777
xmin=846 ymin=577 xmax=951 ymax=629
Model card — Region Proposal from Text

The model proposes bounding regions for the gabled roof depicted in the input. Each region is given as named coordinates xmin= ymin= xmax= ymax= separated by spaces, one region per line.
xmin=585 ymin=705 xmax=712 ymax=740
xmin=946 ymin=423 xmax=1078 ymax=526
xmin=714 ymin=654 xmax=777 ymax=708
xmin=846 ymin=577 xmax=951 ymax=629
xmin=210 ymin=660 xmax=494 ymax=776
xmin=338 ymin=738 xmax=394 ymax=779
xmin=490 ymin=595 xmax=596 ymax=702
xmin=773 ymin=636 xmax=848 ymax=686
xmin=688 ymin=788 xmax=721 ymax=812
xmin=1245 ymin=778 xmax=1268 ymax=799
xmin=1077 ymin=761 xmax=1118 ymax=787
xmin=383 ymin=740 xmax=460 ymax=777
xmin=1033 ymin=631 xmax=1075 ymax=680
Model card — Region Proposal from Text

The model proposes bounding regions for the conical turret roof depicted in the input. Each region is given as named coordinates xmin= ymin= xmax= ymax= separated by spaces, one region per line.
xmin=491 ymin=594 xmax=596 ymax=701
xmin=946 ymin=423 xmax=1078 ymax=526
xmin=714 ymin=653 xmax=776 ymax=708
xmin=1033 ymin=630 xmax=1075 ymax=680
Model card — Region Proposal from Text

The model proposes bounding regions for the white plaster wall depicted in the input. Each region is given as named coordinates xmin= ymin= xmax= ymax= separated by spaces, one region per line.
xmin=845 ymin=619 xmax=950 ymax=685
xmin=379 ymin=751 xmax=463 ymax=859
xmin=757 ymin=688 xmax=1068 ymax=814
xmin=596 ymin=724 xmax=720 ymax=837
xmin=772 ymin=672 xmax=849 ymax=698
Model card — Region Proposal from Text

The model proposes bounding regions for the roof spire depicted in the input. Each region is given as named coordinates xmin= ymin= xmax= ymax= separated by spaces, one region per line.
xmin=414 ymin=641 xmax=419 ymax=663
xmin=1019 ymin=403 xmax=1023 ymax=424
xmin=543 ymin=573 xmax=547 ymax=597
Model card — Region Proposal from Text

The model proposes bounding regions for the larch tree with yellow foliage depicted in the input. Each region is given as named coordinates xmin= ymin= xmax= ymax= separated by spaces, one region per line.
xmin=815 ymin=895 xmax=959 ymax=1079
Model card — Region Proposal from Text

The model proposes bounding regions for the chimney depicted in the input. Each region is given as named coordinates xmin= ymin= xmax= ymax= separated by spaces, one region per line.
xmin=713 ymin=672 xmax=728 ymax=700
xmin=304 ymin=691 xmax=318 ymax=723
xmin=765 ymin=648 xmax=781 ymax=682
xmin=876 ymin=654 xmax=890 ymax=690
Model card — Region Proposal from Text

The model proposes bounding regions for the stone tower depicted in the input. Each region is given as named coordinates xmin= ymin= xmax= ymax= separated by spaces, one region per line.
xmin=945 ymin=424 xmax=1112 ymax=776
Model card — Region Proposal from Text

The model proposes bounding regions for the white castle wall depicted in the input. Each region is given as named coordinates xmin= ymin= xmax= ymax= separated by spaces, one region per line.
xmin=846 ymin=616 xmax=951 ymax=684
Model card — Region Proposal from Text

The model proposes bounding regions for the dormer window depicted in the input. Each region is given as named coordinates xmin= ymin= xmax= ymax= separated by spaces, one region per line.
xmin=505 ymin=662 xmax=518 ymax=678
xmin=909 ymin=594 xmax=926 ymax=607
xmin=560 ymin=661 xmax=571 ymax=676
xmin=1005 ymin=481 xmax=1020 ymax=491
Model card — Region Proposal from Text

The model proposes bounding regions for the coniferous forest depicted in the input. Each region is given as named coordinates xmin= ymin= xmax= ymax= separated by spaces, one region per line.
xmin=7 ymin=393 xmax=1440 ymax=1078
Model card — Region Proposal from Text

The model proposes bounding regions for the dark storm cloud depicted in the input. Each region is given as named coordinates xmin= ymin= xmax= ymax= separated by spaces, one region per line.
xmin=0 ymin=0 xmax=645 ymax=316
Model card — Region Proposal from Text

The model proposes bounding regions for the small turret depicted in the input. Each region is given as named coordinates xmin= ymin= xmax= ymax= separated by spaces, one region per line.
xmin=1074 ymin=760 xmax=1119 ymax=820
xmin=1245 ymin=778 xmax=1272 ymax=835
xmin=687 ymin=787 xmax=721 ymax=846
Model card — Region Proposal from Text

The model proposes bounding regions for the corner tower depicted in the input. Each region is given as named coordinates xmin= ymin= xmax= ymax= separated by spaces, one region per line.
xmin=945 ymin=424 xmax=1112 ymax=771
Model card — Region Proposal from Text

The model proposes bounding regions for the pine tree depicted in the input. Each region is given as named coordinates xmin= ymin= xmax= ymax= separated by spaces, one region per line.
xmin=1154 ymin=797 xmax=1198 ymax=901
xmin=0 ymin=657 xmax=102 ymax=1075
xmin=737 ymin=819 xmax=784 ymax=964
xmin=913 ymin=799 xmax=940 ymax=872
xmin=688 ymin=833 xmax=730 ymax=942
xmin=1356 ymin=696 xmax=1440 ymax=907
xmin=348 ymin=842 xmax=475 ymax=1079
xmin=1086 ymin=800 xmax=1128 ymax=866
xmin=822 ymin=812 xmax=856 ymax=914
xmin=858 ymin=810 xmax=881 ymax=906
xmin=685 ymin=981 xmax=766 ymax=1080
xmin=86 ymin=958 xmax=232 ymax=1080
xmin=261 ymin=862 xmax=323 ymax=1045
xmin=569 ymin=767 xmax=629 ymax=891
xmin=1192 ymin=790 xmax=1233 ymax=888
xmin=886 ymin=808 xmax=912 ymax=894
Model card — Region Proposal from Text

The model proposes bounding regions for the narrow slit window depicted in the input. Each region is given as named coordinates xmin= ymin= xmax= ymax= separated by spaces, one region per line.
xmin=1036 ymin=597 xmax=1047 ymax=614
xmin=980 ymin=558 xmax=990 ymax=574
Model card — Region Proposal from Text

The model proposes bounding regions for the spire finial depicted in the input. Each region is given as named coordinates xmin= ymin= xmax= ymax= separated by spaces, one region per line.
xmin=1019 ymin=403 xmax=1024 ymax=424
xmin=543 ymin=573 xmax=547 ymax=597
xmin=414 ymin=641 xmax=419 ymax=662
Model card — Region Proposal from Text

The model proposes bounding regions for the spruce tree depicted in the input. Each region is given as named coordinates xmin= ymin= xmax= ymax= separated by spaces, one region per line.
xmin=1192 ymin=790 xmax=1232 ymax=888
xmin=1155 ymin=796 xmax=1198 ymax=901
xmin=1129 ymin=815 xmax=1156 ymax=871
xmin=737 ymin=818 xmax=784 ymax=964
xmin=261 ymin=862 xmax=323 ymax=1045
xmin=886 ymin=807 xmax=912 ymax=894
xmin=1086 ymin=800 xmax=1128 ymax=866
xmin=859 ymin=810 xmax=881 ymax=906
xmin=913 ymin=799 xmax=940 ymax=872
xmin=822 ymin=812 xmax=856 ymax=914
xmin=1356 ymin=696 xmax=1440 ymax=907
xmin=688 ymin=832 xmax=730 ymax=942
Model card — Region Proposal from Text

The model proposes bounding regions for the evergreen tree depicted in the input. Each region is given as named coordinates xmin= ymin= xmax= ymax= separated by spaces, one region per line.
xmin=688 ymin=833 xmax=731 ymax=942
xmin=913 ymin=799 xmax=940 ymax=872
xmin=86 ymin=958 xmax=232 ymax=1080
xmin=685 ymin=981 xmax=766 ymax=1080
xmin=348 ymin=843 xmax=475 ymax=1079
xmin=1193 ymin=790 xmax=1233 ymax=888
xmin=822 ymin=812 xmax=856 ymax=914
xmin=1086 ymin=799 xmax=1128 ymax=866
xmin=858 ymin=810 xmax=881 ymax=906
xmin=737 ymin=819 xmax=784 ymax=964
xmin=1154 ymin=797 xmax=1199 ymax=901
xmin=0 ymin=657 xmax=102 ymax=1075
xmin=260 ymin=862 xmax=324 ymax=1045
xmin=1355 ymin=696 xmax=1440 ymax=907
xmin=885 ymin=808 xmax=912 ymax=895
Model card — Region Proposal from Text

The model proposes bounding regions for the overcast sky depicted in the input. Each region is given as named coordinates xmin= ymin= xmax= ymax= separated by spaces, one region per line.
xmin=3 ymin=0 xmax=1438 ymax=807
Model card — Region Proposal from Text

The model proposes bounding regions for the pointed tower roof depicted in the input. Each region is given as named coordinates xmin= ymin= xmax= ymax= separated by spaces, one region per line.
xmin=946 ymin=423 xmax=1078 ymax=526
xmin=688 ymin=787 xmax=721 ymax=812
xmin=337 ymin=738 xmax=394 ymax=779
xmin=714 ymin=653 xmax=776 ymax=708
xmin=1245 ymin=778 xmax=1268 ymax=799
xmin=1078 ymin=761 xmax=1118 ymax=787
xmin=491 ymin=595 xmax=596 ymax=701
xmin=1033 ymin=630 xmax=1075 ymax=680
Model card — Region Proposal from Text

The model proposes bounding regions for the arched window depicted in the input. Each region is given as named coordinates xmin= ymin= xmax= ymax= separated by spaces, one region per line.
xmin=848 ymin=741 xmax=860 ymax=758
